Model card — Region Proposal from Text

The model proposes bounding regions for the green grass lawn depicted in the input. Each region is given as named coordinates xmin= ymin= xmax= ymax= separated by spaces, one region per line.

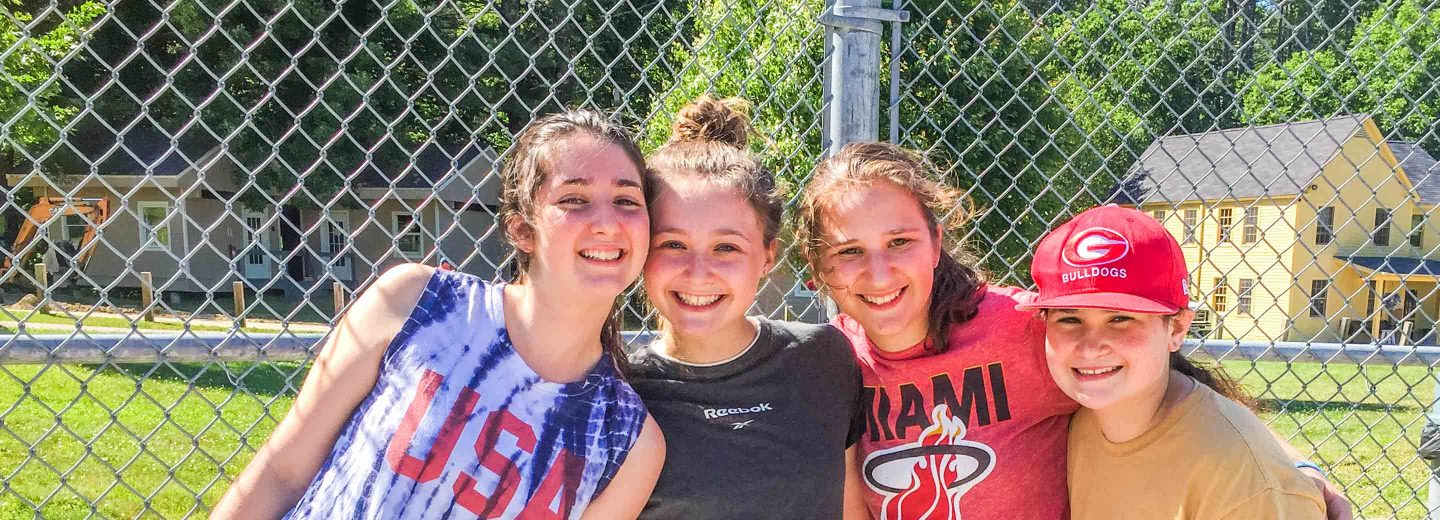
xmin=1222 ymin=361 xmax=1435 ymax=519
xmin=0 ymin=362 xmax=304 ymax=518
xmin=0 ymin=360 xmax=1431 ymax=518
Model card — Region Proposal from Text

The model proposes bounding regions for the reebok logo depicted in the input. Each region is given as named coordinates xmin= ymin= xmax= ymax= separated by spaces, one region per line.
xmin=703 ymin=403 xmax=773 ymax=420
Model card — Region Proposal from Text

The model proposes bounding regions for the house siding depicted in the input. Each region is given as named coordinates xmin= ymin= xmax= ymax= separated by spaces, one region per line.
xmin=1138 ymin=129 xmax=1439 ymax=344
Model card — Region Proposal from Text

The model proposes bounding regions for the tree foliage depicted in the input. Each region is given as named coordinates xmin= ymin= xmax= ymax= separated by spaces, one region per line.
xmin=9 ymin=0 xmax=681 ymax=209
xmin=1 ymin=0 xmax=102 ymax=166
xmin=896 ymin=0 xmax=1086 ymax=282
xmin=1242 ymin=0 xmax=1440 ymax=153
xmin=640 ymin=0 xmax=826 ymax=190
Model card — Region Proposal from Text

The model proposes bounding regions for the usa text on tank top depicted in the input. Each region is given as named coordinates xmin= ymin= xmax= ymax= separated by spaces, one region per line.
xmin=285 ymin=271 xmax=647 ymax=519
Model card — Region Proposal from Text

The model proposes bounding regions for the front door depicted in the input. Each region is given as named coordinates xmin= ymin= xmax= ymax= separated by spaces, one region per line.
xmin=243 ymin=209 xmax=272 ymax=279
xmin=282 ymin=205 xmax=305 ymax=281
xmin=325 ymin=212 xmax=353 ymax=281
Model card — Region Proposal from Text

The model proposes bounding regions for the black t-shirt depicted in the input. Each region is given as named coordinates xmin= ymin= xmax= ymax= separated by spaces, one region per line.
xmin=627 ymin=318 xmax=863 ymax=519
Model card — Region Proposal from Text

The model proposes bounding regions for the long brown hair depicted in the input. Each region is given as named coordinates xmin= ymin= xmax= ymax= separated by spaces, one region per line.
xmin=1162 ymin=313 xmax=1253 ymax=407
xmin=497 ymin=109 xmax=653 ymax=362
xmin=795 ymin=142 xmax=986 ymax=353
xmin=1172 ymin=353 xmax=1253 ymax=407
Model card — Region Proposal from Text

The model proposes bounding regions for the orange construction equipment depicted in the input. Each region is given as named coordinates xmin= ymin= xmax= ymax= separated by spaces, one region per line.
xmin=3 ymin=197 xmax=111 ymax=271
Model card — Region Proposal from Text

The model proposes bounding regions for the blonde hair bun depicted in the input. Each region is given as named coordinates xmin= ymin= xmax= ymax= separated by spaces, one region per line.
xmin=669 ymin=95 xmax=752 ymax=148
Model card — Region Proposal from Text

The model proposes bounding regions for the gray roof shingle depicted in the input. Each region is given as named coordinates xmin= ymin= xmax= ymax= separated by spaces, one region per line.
xmin=1340 ymin=255 xmax=1440 ymax=277
xmin=350 ymin=141 xmax=497 ymax=190
xmin=55 ymin=124 xmax=219 ymax=176
xmin=1388 ymin=141 xmax=1440 ymax=206
xmin=1112 ymin=115 xmax=1372 ymax=204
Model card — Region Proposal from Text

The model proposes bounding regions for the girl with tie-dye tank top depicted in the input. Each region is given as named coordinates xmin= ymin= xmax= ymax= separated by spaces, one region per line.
xmin=215 ymin=110 xmax=666 ymax=520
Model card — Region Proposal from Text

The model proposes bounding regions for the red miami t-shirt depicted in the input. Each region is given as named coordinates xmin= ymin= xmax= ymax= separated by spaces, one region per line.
xmin=835 ymin=284 xmax=1078 ymax=520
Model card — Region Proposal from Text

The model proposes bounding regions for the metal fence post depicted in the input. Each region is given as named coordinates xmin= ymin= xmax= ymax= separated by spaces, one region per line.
xmin=140 ymin=272 xmax=154 ymax=322
xmin=820 ymin=0 xmax=906 ymax=320
xmin=820 ymin=0 xmax=907 ymax=153
xmin=1426 ymin=376 xmax=1440 ymax=518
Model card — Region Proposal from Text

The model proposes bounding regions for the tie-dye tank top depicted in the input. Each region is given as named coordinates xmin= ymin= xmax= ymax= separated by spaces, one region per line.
xmin=285 ymin=270 xmax=648 ymax=519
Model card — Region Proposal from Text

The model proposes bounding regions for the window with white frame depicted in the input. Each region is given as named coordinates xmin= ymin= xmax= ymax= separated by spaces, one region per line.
xmin=1182 ymin=209 xmax=1198 ymax=243
xmin=393 ymin=212 xmax=423 ymax=258
xmin=138 ymin=202 xmax=171 ymax=250
xmin=326 ymin=217 xmax=349 ymax=268
xmin=60 ymin=214 xmax=87 ymax=248
xmin=1217 ymin=208 xmax=1233 ymax=242
xmin=1315 ymin=206 xmax=1334 ymax=245
xmin=1242 ymin=207 xmax=1258 ymax=244
xmin=1237 ymin=278 xmax=1254 ymax=314
xmin=1212 ymin=277 xmax=1228 ymax=313
xmin=1309 ymin=280 xmax=1328 ymax=317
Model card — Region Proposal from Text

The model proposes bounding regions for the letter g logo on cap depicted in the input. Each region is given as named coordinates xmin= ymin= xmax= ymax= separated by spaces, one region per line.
xmin=1062 ymin=227 xmax=1130 ymax=268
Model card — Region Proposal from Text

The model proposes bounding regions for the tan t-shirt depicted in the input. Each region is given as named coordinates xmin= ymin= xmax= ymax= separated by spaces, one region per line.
xmin=1067 ymin=381 xmax=1326 ymax=520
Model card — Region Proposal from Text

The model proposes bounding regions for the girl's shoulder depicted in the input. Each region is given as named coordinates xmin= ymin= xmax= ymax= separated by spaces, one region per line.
xmin=948 ymin=284 xmax=1043 ymax=337
xmin=763 ymin=318 xmax=851 ymax=353
xmin=1182 ymin=388 xmax=1327 ymax=514
xmin=975 ymin=284 xmax=1040 ymax=314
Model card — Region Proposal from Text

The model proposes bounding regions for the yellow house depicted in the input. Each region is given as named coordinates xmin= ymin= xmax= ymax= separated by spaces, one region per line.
xmin=1116 ymin=115 xmax=1440 ymax=344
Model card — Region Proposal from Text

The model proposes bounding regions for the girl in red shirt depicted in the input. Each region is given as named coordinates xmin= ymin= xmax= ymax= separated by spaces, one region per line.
xmin=795 ymin=142 xmax=1074 ymax=519
xmin=794 ymin=142 xmax=1347 ymax=520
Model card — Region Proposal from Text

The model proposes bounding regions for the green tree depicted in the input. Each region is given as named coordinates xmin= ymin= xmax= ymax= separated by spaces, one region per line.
xmin=640 ymin=0 xmax=826 ymax=185
xmin=1241 ymin=0 xmax=1440 ymax=153
xmin=897 ymin=0 xmax=1085 ymax=282
xmin=46 ymin=0 xmax=682 ymax=210
xmin=0 ymin=0 xmax=103 ymax=250
xmin=637 ymin=0 xmax=826 ymax=313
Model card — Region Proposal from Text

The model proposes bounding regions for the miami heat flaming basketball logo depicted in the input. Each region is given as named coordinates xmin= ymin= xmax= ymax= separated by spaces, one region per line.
xmin=863 ymin=406 xmax=996 ymax=520
xmin=1062 ymin=227 xmax=1129 ymax=267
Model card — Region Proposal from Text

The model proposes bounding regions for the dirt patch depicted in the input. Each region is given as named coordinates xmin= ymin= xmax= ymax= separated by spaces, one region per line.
xmin=12 ymin=294 xmax=40 ymax=309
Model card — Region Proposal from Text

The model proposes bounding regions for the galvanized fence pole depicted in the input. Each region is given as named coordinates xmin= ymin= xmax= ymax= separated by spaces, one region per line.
xmin=820 ymin=0 xmax=908 ymax=152
xmin=818 ymin=0 xmax=906 ymax=319
xmin=1428 ymin=376 xmax=1440 ymax=519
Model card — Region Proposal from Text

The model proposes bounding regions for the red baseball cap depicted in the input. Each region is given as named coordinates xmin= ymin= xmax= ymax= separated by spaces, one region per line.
xmin=1015 ymin=204 xmax=1190 ymax=314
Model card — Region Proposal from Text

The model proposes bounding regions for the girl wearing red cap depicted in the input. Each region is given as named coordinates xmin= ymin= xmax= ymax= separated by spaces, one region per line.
xmin=794 ymin=143 xmax=1347 ymax=520
xmin=1019 ymin=205 xmax=1325 ymax=519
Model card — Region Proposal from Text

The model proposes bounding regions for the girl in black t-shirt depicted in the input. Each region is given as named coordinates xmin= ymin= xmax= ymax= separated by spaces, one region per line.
xmin=624 ymin=95 xmax=868 ymax=519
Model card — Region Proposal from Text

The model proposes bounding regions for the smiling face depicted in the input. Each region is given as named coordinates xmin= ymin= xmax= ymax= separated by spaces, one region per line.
xmin=643 ymin=180 xmax=774 ymax=340
xmin=511 ymin=134 xmax=650 ymax=300
xmin=1043 ymin=308 xmax=1190 ymax=412
xmin=814 ymin=181 xmax=941 ymax=351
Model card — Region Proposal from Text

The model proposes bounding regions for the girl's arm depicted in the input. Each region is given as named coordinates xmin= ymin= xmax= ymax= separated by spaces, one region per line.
xmin=1267 ymin=429 xmax=1353 ymax=520
xmin=843 ymin=446 xmax=873 ymax=520
xmin=579 ymin=416 xmax=666 ymax=519
xmin=1219 ymin=489 xmax=1327 ymax=520
xmin=211 ymin=264 xmax=435 ymax=519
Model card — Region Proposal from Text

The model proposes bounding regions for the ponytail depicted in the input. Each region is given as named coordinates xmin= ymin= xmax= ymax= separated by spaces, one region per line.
xmin=1169 ymin=352 xmax=1254 ymax=409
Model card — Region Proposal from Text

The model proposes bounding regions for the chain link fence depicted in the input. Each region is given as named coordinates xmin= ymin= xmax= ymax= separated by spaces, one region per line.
xmin=1 ymin=0 xmax=1438 ymax=517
